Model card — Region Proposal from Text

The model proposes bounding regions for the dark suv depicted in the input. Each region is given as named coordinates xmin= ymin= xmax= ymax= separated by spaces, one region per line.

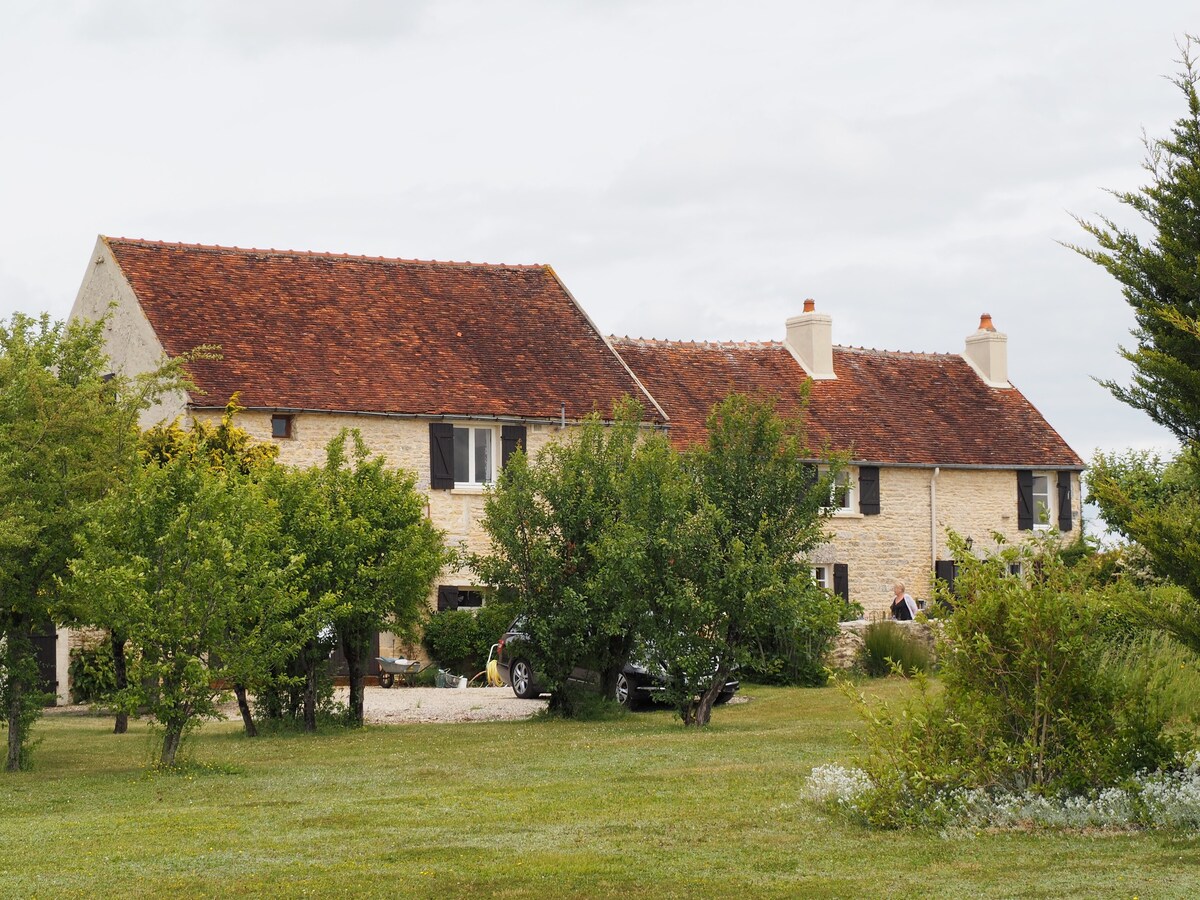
xmin=495 ymin=619 xmax=739 ymax=709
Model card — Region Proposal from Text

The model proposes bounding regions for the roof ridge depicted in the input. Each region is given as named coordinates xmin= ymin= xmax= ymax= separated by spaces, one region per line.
xmin=833 ymin=344 xmax=956 ymax=359
xmin=609 ymin=335 xmax=784 ymax=349
xmin=102 ymin=236 xmax=548 ymax=270
xmin=609 ymin=336 xmax=958 ymax=358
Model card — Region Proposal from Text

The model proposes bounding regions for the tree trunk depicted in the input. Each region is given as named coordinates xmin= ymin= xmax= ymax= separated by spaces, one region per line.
xmin=5 ymin=669 xmax=24 ymax=772
xmin=303 ymin=662 xmax=318 ymax=733
xmin=688 ymin=666 xmax=730 ymax=728
xmin=5 ymin=615 xmax=33 ymax=772
xmin=599 ymin=634 xmax=629 ymax=705
xmin=338 ymin=620 xmax=372 ymax=727
xmin=111 ymin=630 xmax=129 ymax=735
xmin=160 ymin=722 xmax=185 ymax=767
xmin=302 ymin=659 xmax=318 ymax=733
xmin=345 ymin=650 xmax=366 ymax=728
xmin=234 ymin=683 xmax=257 ymax=737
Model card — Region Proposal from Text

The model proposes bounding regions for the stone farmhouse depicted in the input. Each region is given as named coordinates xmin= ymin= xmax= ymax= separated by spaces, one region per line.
xmin=50 ymin=235 xmax=1082 ymax=700
xmin=63 ymin=236 xmax=665 ymax=696
xmin=612 ymin=301 xmax=1084 ymax=612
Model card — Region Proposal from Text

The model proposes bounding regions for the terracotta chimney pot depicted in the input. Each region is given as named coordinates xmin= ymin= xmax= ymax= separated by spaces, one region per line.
xmin=979 ymin=313 xmax=995 ymax=332
xmin=803 ymin=298 xmax=816 ymax=313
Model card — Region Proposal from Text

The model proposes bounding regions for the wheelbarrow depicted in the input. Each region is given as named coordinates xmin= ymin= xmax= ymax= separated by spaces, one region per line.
xmin=375 ymin=657 xmax=422 ymax=688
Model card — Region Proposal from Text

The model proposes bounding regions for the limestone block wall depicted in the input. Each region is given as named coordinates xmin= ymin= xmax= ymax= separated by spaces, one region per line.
xmin=68 ymin=237 xmax=189 ymax=427
xmin=192 ymin=409 xmax=572 ymax=611
xmin=826 ymin=619 xmax=941 ymax=671
xmin=819 ymin=467 xmax=1082 ymax=617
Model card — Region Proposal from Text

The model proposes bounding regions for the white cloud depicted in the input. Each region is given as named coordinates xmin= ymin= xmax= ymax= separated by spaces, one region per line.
xmin=1 ymin=0 xmax=1192 ymax=461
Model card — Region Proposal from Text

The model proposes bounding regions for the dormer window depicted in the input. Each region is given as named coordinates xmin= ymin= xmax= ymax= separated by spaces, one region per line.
xmin=271 ymin=414 xmax=294 ymax=439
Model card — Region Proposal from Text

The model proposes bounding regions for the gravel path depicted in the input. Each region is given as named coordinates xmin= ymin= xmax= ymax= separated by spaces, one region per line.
xmin=44 ymin=685 xmax=547 ymax=725
xmin=349 ymin=685 xmax=547 ymax=724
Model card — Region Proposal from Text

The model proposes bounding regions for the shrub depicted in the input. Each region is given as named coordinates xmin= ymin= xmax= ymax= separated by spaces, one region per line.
xmin=68 ymin=640 xmax=118 ymax=704
xmin=860 ymin=621 xmax=933 ymax=677
xmin=741 ymin=588 xmax=843 ymax=686
xmin=1098 ymin=630 xmax=1200 ymax=729
xmin=421 ymin=600 xmax=517 ymax=677
xmin=805 ymin=751 xmax=1200 ymax=831
xmin=838 ymin=534 xmax=1186 ymax=828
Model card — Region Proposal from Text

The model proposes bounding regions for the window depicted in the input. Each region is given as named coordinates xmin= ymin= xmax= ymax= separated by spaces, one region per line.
xmin=453 ymin=426 xmax=494 ymax=486
xmin=271 ymin=414 xmax=293 ymax=439
xmin=812 ymin=566 xmax=829 ymax=589
xmin=456 ymin=589 xmax=485 ymax=609
xmin=436 ymin=586 xmax=487 ymax=611
xmin=820 ymin=467 xmax=856 ymax=512
xmin=1032 ymin=473 xmax=1053 ymax=529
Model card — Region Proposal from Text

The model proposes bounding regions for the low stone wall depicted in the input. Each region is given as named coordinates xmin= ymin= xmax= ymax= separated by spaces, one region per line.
xmin=826 ymin=618 xmax=941 ymax=670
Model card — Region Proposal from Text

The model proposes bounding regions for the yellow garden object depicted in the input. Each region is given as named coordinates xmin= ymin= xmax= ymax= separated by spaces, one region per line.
xmin=487 ymin=658 xmax=503 ymax=687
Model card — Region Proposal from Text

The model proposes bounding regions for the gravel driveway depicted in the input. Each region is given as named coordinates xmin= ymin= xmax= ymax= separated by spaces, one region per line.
xmin=348 ymin=685 xmax=546 ymax=724
xmin=47 ymin=685 xmax=547 ymax=725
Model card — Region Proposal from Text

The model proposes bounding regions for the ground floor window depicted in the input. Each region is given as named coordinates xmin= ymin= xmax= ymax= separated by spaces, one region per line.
xmin=812 ymin=565 xmax=829 ymax=589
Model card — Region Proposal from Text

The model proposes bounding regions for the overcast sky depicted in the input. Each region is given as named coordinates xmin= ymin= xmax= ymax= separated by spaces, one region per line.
xmin=2 ymin=1 xmax=1195 ymax=469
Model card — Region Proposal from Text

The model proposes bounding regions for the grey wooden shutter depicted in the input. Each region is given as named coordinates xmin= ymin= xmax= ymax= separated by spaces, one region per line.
xmin=859 ymin=466 xmax=880 ymax=515
xmin=501 ymin=424 xmax=527 ymax=469
xmin=429 ymin=423 xmax=454 ymax=490
xmin=1057 ymin=471 xmax=1073 ymax=531
xmin=436 ymin=585 xmax=460 ymax=612
xmin=1017 ymin=470 xmax=1034 ymax=530
xmin=934 ymin=560 xmax=958 ymax=598
xmin=832 ymin=563 xmax=849 ymax=601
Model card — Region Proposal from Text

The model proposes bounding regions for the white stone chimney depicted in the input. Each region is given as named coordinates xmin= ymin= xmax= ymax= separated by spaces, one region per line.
xmin=962 ymin=313 xmax=1010 ymax=388
xmin=784 ymin=299 xmax=836 ymax=380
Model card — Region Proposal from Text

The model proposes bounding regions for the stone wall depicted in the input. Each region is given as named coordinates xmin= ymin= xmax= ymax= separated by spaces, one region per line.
xmin=190 ymin=410 xmax=579 ymax=659
xmin=818 ymin=466 xmax=1081 ymax=617
xmin=68 ymin=237 xmax=189 ymax=427
xmin=191 ymin=409 xmax=569 ymax=590
xmin=827 ymin=618 xmax=941 ymax=671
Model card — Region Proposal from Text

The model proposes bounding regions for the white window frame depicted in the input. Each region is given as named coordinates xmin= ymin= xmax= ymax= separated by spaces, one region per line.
xmin=820 ymin=466 xmax=856 ymax=514
xmin=812 ymin=565 xmax=829 ymax=589
xmin=453 ymin=425 xmax=496 ymax=487
xmin=1032 ymin=472 xmax=1054 ymax=530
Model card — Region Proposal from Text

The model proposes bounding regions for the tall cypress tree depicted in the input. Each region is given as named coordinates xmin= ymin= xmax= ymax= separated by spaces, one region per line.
xmin=1069 ymin=35 xmax=1200 ymax=443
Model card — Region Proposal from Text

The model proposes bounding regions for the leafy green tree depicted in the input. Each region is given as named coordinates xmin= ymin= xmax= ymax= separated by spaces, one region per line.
xmin=1088 ymin=448 xmax=1200 ymax=653
xmin=474 ymin=399 xmax=686 ymax=715
xmin=660 ymin=394 xmax=840 ymax=726
xmin=68 ymin=440 xmax=296 ymax=766
xmin=0 ymin=312 xmax=190 ymax=770
xmin=1069 ymin=35 xmax=1200 ymax=442
xmin=282 ymin=430 xmax=446 ymax=727
xmin=257 ymin=464 xmax=342 ymax=732
xmin=136 ymin=403 xmax=282 ymax=736
xmin=1069 ymin=36 xmax=1200 ymax=682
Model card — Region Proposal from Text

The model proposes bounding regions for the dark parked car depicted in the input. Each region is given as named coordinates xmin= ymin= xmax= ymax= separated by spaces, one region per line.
xmin=495 ymin=619 xmax=739 ymax=709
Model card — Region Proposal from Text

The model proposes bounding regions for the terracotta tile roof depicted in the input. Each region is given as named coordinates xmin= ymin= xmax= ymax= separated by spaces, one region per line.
xmin=104 ymin=238 xmax=662 ymax=422
xmin=609 ymin=337 xmax=1084 ymax=468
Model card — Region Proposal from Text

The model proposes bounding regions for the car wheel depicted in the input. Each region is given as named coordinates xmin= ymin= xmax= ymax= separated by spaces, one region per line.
xmin=715 ymin=690 xmax=734 ymax=705
xmin=615 ymin=672 xmax=640 ymax=709
xmin=510 ymin=659 xmax=538 ymax=699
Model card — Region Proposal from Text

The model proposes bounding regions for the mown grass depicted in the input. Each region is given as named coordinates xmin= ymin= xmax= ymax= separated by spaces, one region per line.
xmin=2 ymin=682 xmax=1199 ymax=898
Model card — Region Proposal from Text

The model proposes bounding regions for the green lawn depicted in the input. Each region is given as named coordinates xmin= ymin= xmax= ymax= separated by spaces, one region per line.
xmin=2 ymin=682 xmax=1198 ymax=898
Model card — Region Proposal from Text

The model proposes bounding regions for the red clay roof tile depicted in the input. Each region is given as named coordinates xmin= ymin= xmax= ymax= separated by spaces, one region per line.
xmin=610 ymin=337 xmax=1083 ymax=468
xmin=104 ymin=238 xmax=661 ymax=422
